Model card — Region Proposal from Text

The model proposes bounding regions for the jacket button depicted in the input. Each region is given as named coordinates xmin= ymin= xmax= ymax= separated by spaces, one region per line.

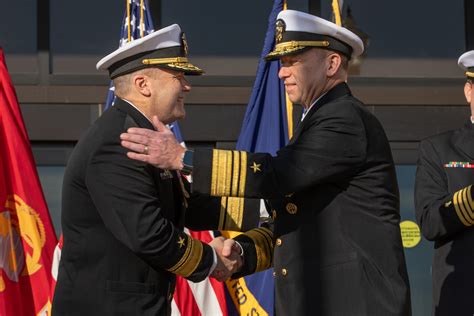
xmin=281 ymin=268 xmax=287 ymax=276
xmin=286 ymin=203 xmax=297 ymax=214
xmin=276 ymin=238 xmax=282 ymax=246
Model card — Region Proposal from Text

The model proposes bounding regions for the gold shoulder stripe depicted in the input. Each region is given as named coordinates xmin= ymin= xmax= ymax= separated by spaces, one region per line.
xmin=245 ymin=227 xmax=274 ymax=272
xmin=454 ymin=189 xmax=473 ymax=226
xmin=168 ymin=236 xmax=204 ymax=277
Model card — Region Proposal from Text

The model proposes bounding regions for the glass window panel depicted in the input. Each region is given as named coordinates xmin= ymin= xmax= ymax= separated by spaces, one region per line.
xmin=396 ymin=165 xmax=432 ymax=316
xmin=50 ymin=0 xmax=123 ymax=73
xmin=0 ymin=0 xmax=38 ymax=73
xmin=37 ymin=166 xmax=65 ymax=238
xmin=161 ymin=0 xmax=308 ymax=76
xmin=321 ymin=0 xmax=465 ymax=77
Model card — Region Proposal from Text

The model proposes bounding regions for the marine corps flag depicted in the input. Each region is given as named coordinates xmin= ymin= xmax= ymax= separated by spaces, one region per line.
xmin=0 ymin=48 xmax=58 ymax=315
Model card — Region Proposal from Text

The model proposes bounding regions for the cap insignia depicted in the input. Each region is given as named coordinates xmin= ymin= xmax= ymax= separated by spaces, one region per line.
xmin=181 ymin=32 xmax=189 ymax=56
xmin=275 ymin=19 xmax=285 ymax=43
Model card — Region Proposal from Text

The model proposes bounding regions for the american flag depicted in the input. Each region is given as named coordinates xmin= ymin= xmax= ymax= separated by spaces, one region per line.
xmin=104 ymin=0 xmax=155 ymax=109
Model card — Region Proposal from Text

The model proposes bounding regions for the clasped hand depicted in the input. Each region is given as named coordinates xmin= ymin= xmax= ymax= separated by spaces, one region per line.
xmin=208 ymin=236 xmax=242 ymax=282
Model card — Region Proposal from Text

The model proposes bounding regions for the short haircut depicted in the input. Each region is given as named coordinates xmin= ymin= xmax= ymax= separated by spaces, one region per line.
xmin=113 ymin=68 xmax=158 ymax=97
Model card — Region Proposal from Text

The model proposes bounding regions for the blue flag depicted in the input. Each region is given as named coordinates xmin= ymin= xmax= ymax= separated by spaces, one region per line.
xmin=236 ymin=0 xmax=289 ymax=156
xmin=227 ymin=0 xmax=289 ymax=315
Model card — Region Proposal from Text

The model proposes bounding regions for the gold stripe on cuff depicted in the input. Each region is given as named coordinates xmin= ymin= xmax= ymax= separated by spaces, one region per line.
xmin=245 ymin=228 xmax=274 ymax=272
xmin=458 ymin=188 xmax=474 ymax=225
xmin=168 ymin=237 xmax=204 ymax=277
xmin=461 ymin=187 xmax=474 ymax=222
xmin=238 ymin=152 xmax=247 ymax=197
xmin=231 ymin=151 xmax=241 ymax=196
xmin=224 ymin=197 xmax=244 ymax=231
xmin=467 ymin=185 xmax=474 ymax=211
xmin=219 ymin=197 xmax=228 ymax=230
xmin=211 ymin=150 xmax=219 ymax=196
xmin=224 ymin=150 xmax=233 ymax=196
xmin=454 ymin=189 xmax=472 ymax=226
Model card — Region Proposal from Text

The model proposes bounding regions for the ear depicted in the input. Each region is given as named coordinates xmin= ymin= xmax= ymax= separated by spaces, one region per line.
xmin=464 ymin=81 xmax=472 ymax=104
xmin=327 ymin=53 xmax=342 ymax=77
xmin=133 ymin=74 xmax=152 ymax=97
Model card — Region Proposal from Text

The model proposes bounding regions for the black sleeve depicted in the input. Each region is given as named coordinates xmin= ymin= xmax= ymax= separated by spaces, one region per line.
xmin=415 ymin=139 xmax=473 ymax=241
xmin=85 ymin=143 xmax=213 ymax=282
xmin=193 ymin=104 xmax=367 ymax=199
xmin=231 ymin=226 xmax=274 ymax=278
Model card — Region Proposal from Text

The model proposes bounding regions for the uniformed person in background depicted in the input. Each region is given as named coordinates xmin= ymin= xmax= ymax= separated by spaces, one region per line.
xmin=120 ymin=10 xmax=412 ymax=316
xmin=415 ymin=50 xmax=474 ymax=316
xmin=52 ymin=25 xmax=261 ymax=316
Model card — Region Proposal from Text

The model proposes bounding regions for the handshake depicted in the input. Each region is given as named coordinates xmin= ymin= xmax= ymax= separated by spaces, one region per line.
xmin=208 ymin=236 xmax=243 ymax=282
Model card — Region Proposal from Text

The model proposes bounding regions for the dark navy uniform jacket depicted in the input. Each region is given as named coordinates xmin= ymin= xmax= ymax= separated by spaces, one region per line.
xmin=193 ymin=83 xmax=412 ymax=316
xmin=53 ymin=98 xmax=258 ymax=316
xmin=416 ymin=121 xmax=474 ymax=316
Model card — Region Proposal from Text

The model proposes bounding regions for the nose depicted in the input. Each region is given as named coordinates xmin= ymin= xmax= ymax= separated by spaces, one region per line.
xmin=278 ymin=66 xmax=290 ymax=80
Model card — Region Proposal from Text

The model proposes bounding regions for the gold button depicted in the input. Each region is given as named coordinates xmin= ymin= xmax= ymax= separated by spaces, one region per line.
xmin=286 ymin=202 xmax=298 ymax=214
xmin=168 ymin=292 xmax=174 ymax=301
xmin=276 ymin=238 xmax=282 ymax=246
xmin=272 ymin=271 xmax=277 ymax=277
xmin=285 ymin=193 xmax=294 ymax=198
xmin=272 ymin=210 xmax=277 ymax=220
xmin=281 ymin=268 xmax=287 ymax=276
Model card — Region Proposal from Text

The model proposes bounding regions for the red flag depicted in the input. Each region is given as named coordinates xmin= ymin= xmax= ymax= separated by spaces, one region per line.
xmin=0 ymin=48 xmax=58 ymax=315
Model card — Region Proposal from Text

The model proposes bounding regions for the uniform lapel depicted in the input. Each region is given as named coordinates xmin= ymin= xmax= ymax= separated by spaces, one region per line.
xmin=288 ymin=82 xmax=352 ymax=145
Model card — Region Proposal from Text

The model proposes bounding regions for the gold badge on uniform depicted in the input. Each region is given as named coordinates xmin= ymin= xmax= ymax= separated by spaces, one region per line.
xmin=275 ymin=19 xmax=285 ymax=43
xmin=181 ymin=32 xmax=189 ymax=56
xmin=286 ymin=202 xmax=298 ymax=214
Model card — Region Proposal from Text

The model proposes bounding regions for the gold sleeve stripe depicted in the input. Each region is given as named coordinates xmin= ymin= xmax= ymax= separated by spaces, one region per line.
xmin=223 ymin=197 xmax=244 ymax=231
xmin=219 ymin=197 xmax=228 ymax=230
xmin=211 ymin=150 xmax=233 ymax=196
xmin=211 ymin=149 xmax=247 ymax=197
xmin=168 ymin=236 xmax=204 ymax=277
xmin=467 ymin=185 xmax=474 ymax=211
xmin=211 ymin=150 xmax=219 ymax=196
xmin=457 ymin=188 xmax=474 ymax=224
xmin=245 ymin=227 xmax=274 ymax=272
xmin=224 ymin=150 xmax=233 ymax=196
xmin=238 ymin=151 xmax=247 ymax=197
xmin=231 ymin=151 xmax=240 ymax=196
xmin=460 ymin=187 xmax=474 ymax=222
xmin=453 ymin=189 xmax=473 ymax=226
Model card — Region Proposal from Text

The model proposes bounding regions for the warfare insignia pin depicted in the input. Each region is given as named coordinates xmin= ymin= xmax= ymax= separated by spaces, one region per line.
xmin=275 ymin=19 xmax=285 ymax=43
